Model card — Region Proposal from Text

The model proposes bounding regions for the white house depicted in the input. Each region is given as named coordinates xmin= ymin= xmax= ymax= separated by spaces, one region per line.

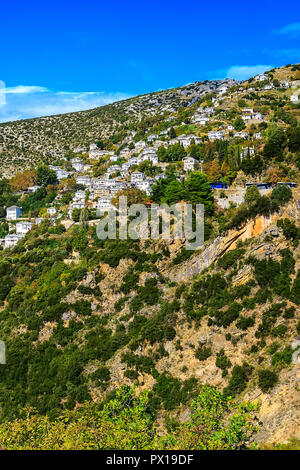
xmin=16 ymin=221 xmax=33 ymax=236
xmin=195 ymin=116 xmax=210 ymax=125
xmin=73 ymin=147 xmax=87 ymax=153
xmin=252 ymin=113 xmax=263 ymax=120
xmin=27 ymin=185 xmax=41 ymax=193
xmin=255 ymin=73 xmax=268 ymax=81
xmin=68 ymin=202 xmax=85 ymax=218
xmin=47 ymin=207 xmax=57 ymax=215
xmin=241 ymin=114 xmax=252 ymax=121
xmin=89 ymin=149 xmax=113 ymax=160
xmin=71 ymin=158 xmax=83 ymax=172
xmin=227 ymin=125 xmax=234 ymax=131
xmin=208 ymin=130 xmax=224 ymax=141
xmin=94 ymin=197 xmax=116 ymax=212
xmin=177 ymin=134 xmax=198 ymax=148
xmin=131 ymin=172 xmax=145 ymax=183
xmin=135 ymin=141 xmax=146 ymax=150
xmin=74 ymin=190 xmax=86 ymax=201
xmin=147 ymin=134 xmax=159 ymax=143
xmin=135 ymin=180 xmax=152 ymax=196
xmin=120 ymin=170 xmax=129 ymax=178
xmin=142 ymin=153 xmax=158 ymax=164
xmin=107 ymin=165 xmax=121 ymax=175
xmin=183 ymin=157 xmax=197 ymax=172
xmin=76 ymin=176 xmax=91 ymax=187
xmin=291 ymin=94 xmax=299 ymax=103
xmin=57 ymin=169 xmax=70 ymax=180
xmin=234 ymin=131 xmax=248 ymax=138
xmin=6 ymin=206 xmax=22 ymax=220
xmin=4 ymin=234 xmax=23 ymax=249
xmin=240 ymin=147 xmax=255 ymax=159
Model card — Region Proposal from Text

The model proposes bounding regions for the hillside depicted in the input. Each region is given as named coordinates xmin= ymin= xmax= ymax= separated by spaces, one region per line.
xmin=0 ymin=63 xmax=300 ymax=450
xmin=0 ymin=78 xmax=236 ymax=177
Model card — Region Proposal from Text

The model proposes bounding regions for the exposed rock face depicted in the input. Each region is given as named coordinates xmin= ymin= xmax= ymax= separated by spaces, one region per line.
xmin=169 ymin=199 xmax=300 ymax=283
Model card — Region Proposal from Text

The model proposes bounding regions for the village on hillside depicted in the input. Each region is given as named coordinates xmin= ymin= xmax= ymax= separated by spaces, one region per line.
xmin=1 ymin=65 xmax=300 ymax=249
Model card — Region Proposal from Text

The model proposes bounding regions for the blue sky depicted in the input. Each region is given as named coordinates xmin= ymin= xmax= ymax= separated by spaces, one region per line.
xmin=0 ymin=0 xmax=299 ymax=122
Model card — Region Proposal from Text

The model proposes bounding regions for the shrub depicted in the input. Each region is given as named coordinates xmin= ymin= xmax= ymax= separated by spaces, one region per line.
xmin=271 ymin=346 xmax=292 ymax=366
xmin=258 ymin=369 xmax=278 ymax=392
xmin=216 ymin=349 xmax=231 ymax=374
xmin=224 ymin=362 xmax=254 ymax=397
xmin=195 ymin=346 xmax=212 ymax=361
xmin=271 ymin=185 xmax=292 ymax=207
xmin=236 ymin=316 xmax=255 ymax=330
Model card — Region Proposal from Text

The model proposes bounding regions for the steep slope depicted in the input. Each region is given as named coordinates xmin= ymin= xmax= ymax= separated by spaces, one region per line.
xmin=0 ymin=78 xmax=236 ymax=175
xmin=0 ymin=195 xmax=299 ymax=444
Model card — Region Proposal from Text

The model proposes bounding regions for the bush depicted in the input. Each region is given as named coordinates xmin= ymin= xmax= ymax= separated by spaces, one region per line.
xmin=271 ymin=185 xmax=292 ymax=207
xmin=195 ymin=346 xmax=212 ymax=361
xmin=236 ymin=316 xmax=255 ymax=330
xmin=271 ymin=346 xmax=292 ymax=366
xmin=258 ymin=369 xmax=278 ymax=392
xmin=216 ymin=349 xmax=231 ymax=373
xmin=224 ymin=362 xmax=254 ymax=397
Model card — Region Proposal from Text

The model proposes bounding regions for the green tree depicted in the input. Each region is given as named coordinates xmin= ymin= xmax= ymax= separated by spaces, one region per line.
xmin=234 ymin=118 xmax=246 ymax=131
xmin=36 ymin=166 xmax=58 ymax=186
xmin=169 ymin=127 xmax=176 ymax=139
xmin=271 ymin=184 xmax=292 ymax=207
xmin=287 ymin=126 xmax=300 ymax=153
xmin=277 ymin=218 xmax=299 ymax=240
xmin=263 ymin=127 xmax=286 ymax=161
xmin=184 ymin=171 xmax=214 ymax=213
xmin=167 ymin=385 xmax=259 ymax=450
xmin=244 ymin=185 xmax=260 ymax=206
xmin=164 ymin=180 xmax=183 ymax=204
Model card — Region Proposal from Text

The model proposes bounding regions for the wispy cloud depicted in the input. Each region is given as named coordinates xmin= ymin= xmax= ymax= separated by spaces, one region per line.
xmin=0 ymin=85 xmax=48 ymax=95
xmin=224 ymin=64 xmax=274 ymax=80
xmin=275 ymin=22 xmax=300 ymax=38
xmin=0 ymin=86 xmax=132 ymax=123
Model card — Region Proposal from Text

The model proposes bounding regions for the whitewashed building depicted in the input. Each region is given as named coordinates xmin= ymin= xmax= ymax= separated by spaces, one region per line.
xmin=183 ymin=157 xmax=197 ymax=171
xmin=16 ymin=221 xmax=33 ymax=235
xmin=71 ymin=158 xmax=83 ymax=172
xmin=131 ymin=172 xmax=145 ymax=183
xmin=4 ymin=234 xmax=23 ymax=249
xmin=240 ymin=147 xmax=255 ymax=159
xmin=47 ymin=207 xmax=57 ymax=215
xmin=76 ymin=176 xmax=91 ymax=187
xmin=208 ymin=130 xmax=224 ymax=141
xmin=6 ymin=206 xmax=22 ymax=220
xmin=94 ymin=197 xmax=116 ymax=212
xmin=255 ymin=73 xmax=268 ymax=81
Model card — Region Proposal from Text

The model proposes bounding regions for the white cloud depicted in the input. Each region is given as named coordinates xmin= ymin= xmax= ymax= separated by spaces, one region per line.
xmin=225 ymin=64 xmax=274 ymax=80
xmin=0 ymin=85 xmax=48 ymax=95
xmin=275 ymin=22 xmax=300 ymax=38
xmin=0 ymin=86 xmax=132 ymax=122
